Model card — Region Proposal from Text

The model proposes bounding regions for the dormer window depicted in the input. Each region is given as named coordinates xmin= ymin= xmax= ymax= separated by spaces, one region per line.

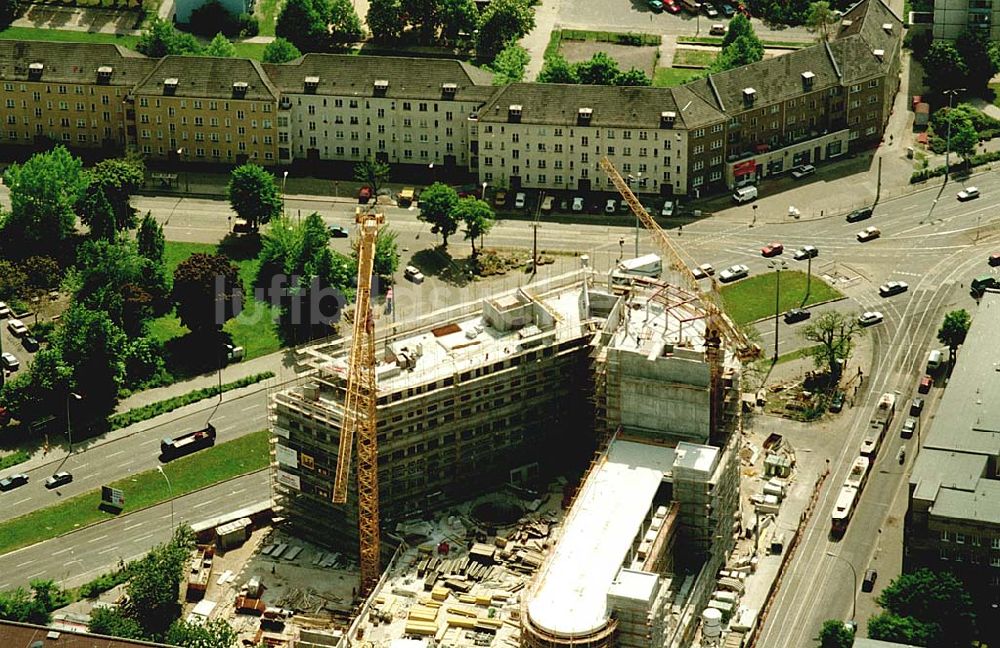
xmin=872 ymin=49 xmax=884 ymax=61
xmin=97 ymin=66 xmax=113 ymax=85
xmin=232 ymin=81 xmax=248 ymax=98
xmin=28 ymin=62 xmax=43 ymax=80
xmin=577 ymin=107 xmax=593 ymax=125
xmin=508 ymin=104 xmax=522 ymax=123
xmin=660 ymin=111 xmax=676 ymax=128
xmin=374 ymin=79 xmax=389 ymax=96
xmin=304 ymin=76 xmax=319 ymax=94
xmin=801 ymin=71 xmax=814 ymax=90
xmin=163 ymin=78 xmax=179 ymax=95
xmin=742 ymin=88 xmax=756 ymax=107
xmin=441 ymin=82 xmax=457 ymax=98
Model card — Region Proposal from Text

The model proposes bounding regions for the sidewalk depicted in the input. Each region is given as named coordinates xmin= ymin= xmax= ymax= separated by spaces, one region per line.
xmin=519 ymin=0 xmax=563 ymax=81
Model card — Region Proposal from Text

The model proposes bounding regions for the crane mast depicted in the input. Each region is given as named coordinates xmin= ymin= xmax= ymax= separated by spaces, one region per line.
xmin=332 ymin=208 xmax=383 ymax=597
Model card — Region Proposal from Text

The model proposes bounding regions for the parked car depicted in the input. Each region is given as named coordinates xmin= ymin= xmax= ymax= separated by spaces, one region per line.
xmin=45 ymin=471 xmax=73 ymax=489
xmin=783 ymin=308 xmax=811 ymax=324
xmin=358 ymin=186 xmax=372 ymax=204
xmin=702 ymin=3 xmax=719 ymax=17
xmin=541 ymin=195 xmax=555 ymax=213
xmin=692 ymin=263 xmax=714 ymax=279
xmin=901 ymin=417 xmax=916 ymax=438
xmin=605 ymin=199 xmax=618 ymax=214
xmin=918 ymin=375 xmax=933 ymax=394
xmin=720 ymin=2 xmax=735 ymax=16
xmin=21 ymin=336 xmax=39 ymax=352
xmin=719 ymin=264 xmax=750 ymax=283
xmin=761 ymin=242 xmax=784 ymax=257
xmin=7 ymin=318 xmax=28 ymax=337
xmin=791 ymin=164 xmax=816 ymax=179
xmin=856 ymin=226 xmax=881 ymax=242
xmin=404 ymin=265 xmax=425 ymax=284
xmin=1 ymin=352 xmax=19 ymax=372
xmin=793 ymin=245 xmax=819 ymax=260
xmin=661 ymin=200 xmax=675 ymax=217
xmin=0 ymin=301 xmax=9 ymax=318
xmin=989 ymin=253 xmax=1000 ymax=267
xmin=514 ymin=192 xmax=527 ymax=209
xmin=648 ymin=0 xmax=664 ymax=11
xmin=709 ymin=23 xmax=726 ymax=35
xmin=910 ymin=397 xmax=924 ymax=417
xmin=846 ymin=207 xmax=873 ymax=223
xmin=0 ymin=473 xmax=28 ymax=491
xmin=571 ymin=197 xmax=585 ymax=212
xmin=879 ymin=281 xmax=909 ymax=297
xmin=829 ymin=391 xmax=845 ymax=413
xmin=328 ymin=225 xmax=349 ymax=238
xmin=665 ymin=0 xmax=682 ymax=11
xmin=858 ymin=311 xmax=884 ymax=326
xmin=862 ymin=569 xmax=878 ymax=592
xmin=957 ymin=186 xmax=980 ymax=201
xmin=494 ymin=190 xmax=507 ymax=207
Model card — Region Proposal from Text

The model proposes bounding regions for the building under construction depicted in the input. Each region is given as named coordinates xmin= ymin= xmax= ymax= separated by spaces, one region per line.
xmin=269 ymin=268 xmax=743 ymax=645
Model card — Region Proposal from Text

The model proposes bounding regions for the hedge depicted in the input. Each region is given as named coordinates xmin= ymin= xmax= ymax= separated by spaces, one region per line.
xmin=0 ymin=449 xmax=30 ymax=471
xmin=910 ymin=150 xmax=1000 ymax=183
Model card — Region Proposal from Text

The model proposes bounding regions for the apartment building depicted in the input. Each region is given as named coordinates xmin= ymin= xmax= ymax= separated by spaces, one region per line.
xmin=262 ymin=55 xmax=494 ymax=166
xmin=130 ymin=56 xmax=279 ymax=164
xmin=0 ymin=42 xmax=155 ymax=152
xmin=934 ymin=0 xmax=1000 ymax=40
xmin=905 ymin=291 xmax=1000 ymax=618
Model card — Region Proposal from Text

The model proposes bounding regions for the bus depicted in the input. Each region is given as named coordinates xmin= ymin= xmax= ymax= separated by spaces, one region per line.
xmin=844 ymin=456 xmax=870 ymax=493
xmin=831 ymin=485 xmax=859 ymax=537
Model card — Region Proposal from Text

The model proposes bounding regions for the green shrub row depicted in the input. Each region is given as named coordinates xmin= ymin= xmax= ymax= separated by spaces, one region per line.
xmin=560 ymin=29 xmax=660 ymax=46
xmin=0 ymin=449 xmax=30 ymax=470
xmin=77 ymin=566 xmax=130 ymax=600
xmin=106 ymin=371 xmax=275 ymax=431
xmin=910 ymin=150 xmax=1000 ymax=183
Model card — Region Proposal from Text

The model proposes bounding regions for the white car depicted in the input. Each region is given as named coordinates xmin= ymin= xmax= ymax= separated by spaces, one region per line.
xmin=718 ymin=264 xmax=750 ymax=283
xmin=571 ymin=197 xmax=585 ymax=212
xmin=605 ymin=199 xmax=617 ymax=214
xmin=858 ymin=311 xmax=884 ymax=326
xmin=692 ymin=263 xmax=714 ymax=279
xmin=879 ymin=281 xmax=909 ymax=297
xmin=0 ymin=301 xmax=9 ymax=318
xmin=1 ymin=352 xmax=19 ymax=371
xmin=403 ymin=265 xmax=425 ymax=284
xmin=957 ymin=187 xmax=980 ymax=201
xmin=6 ymin=318 xmax=27 ymax=337
xmin=514 ymin=192 xmax=526 ymax=209
xmin=793 ymin=245 xmax=818 ymax=260
xmin=856 ymin=226 xmax=881 ymax=242
xmin=661 ymin=200 xmax=675 ymax=217
xmin=791 ymin=164 xmax=816 ymax=179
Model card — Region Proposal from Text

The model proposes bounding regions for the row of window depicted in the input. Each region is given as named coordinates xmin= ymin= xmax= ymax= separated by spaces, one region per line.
xmin=139 ymin=115 xmax=271 ymax=129
xmin=137 ymin=97 xmax=272 ymax=113
xmin=6 ymin=96 xmax=112 ymax=109
xmin=9 ymin=130 xmax=114 ymax=143
xmin=2 ymin=82 xmax=123 ymax=97
xmin=139 ymin=129 xmax=272 ymax=145
xmin=139 ymin=144 xmax=273 ymax=161
xmin=939 ymin=548 xmax=1000 ymax=567
xmin=941 ymin=530 xmax=1000 ymax=548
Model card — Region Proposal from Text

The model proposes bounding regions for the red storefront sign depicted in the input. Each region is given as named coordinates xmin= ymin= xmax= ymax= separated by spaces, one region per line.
xmin=733 ymin=159 xmax=757 ymax=176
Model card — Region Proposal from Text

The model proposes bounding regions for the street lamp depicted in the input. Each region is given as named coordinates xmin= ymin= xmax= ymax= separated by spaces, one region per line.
xmin=157 ymin=466 xmax=174 ymax=533
xmin=281 ymin=170 xmax=289 ymax=221
xmin=54 ymin=392 xmax=82 ymax=474
xmin=768 ymin=260 xmax=788 ymax=362
xmin=942 ymin=88 xmax=966 ymax=183
xmin=826 ymin=551 xmax=859 ymax=622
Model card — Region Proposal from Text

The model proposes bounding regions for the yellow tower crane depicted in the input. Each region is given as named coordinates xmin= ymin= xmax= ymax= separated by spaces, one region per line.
xmin=332 ymin=208 xmax=384 ymax=598
xmin=599 ymin=157 xmax=760 ymax=440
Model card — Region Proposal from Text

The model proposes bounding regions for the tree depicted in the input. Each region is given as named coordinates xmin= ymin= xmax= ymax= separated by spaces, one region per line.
xmin=490 ymin=43 xmax=531 ymax=85
xmin=88 ymin=157 xmax=145 ymax=233
xmin=418 ymin=182 xmax=460 ymax=246
xmin=817 ymin=619 xmax=854 ymax=648
xmin=354 ymin=156 xmax=391 ymax=195
xmin=263 ymin=37 xmax=303 ymax=63
xmin=800 ymin=311 xmax=864 ymax=382
xmin=55 ymin=305 xmax=128 ymax=413
xmin=2 ymin=146 xmax=87 ymax=253
xmin=188 ymin=0 xmax=242 ymax=36
xmin=204 ymin=33 xmax=238 ymax=57
xmin=476 ymin=0 xmax=536 ymax=62
xmin=537 ymin=54 xmax=578 ymax=83
xmin=871 ymin=568 xmax=976 ymax=647
xmin=711 ymin=34 xmax=765 ymax=72
xmin=722 ymin=13 xmax=753 ymax=48
xmin=955 ymin=28 xmax=1000 ymax=90
xmin=937 ymin=309 xmax=971 ymax=363
xmin=329 ymin=0 xmax=363 ymax=42
xmin=137 ymin=212 xmax=165 ymax=264
xmin=373 ymin=228 xmax=400 ymax=278
xmin=276 ymin=0 xmax=331 ymax=52
xmin=0 ymin=347 xmax=73 ymax=423
xmin=172 ymin=253 xmax=243 ymax=337
xmin=806 ymin=1 xmax=838 ymax=41
xmin=367 ymin=0 xmax=404 ymax=41
xmin=922 ymin=41 xmax=968 ymax=94
xmin=166 ymin=618 xmax=239 ymax=648
xmin=867 ymin=612 xmax=937 ymax=646
xmin=124 ymin=336 xmax=166 ymax=387
xmin=227 ymin=163 xmax=283 ymax=230
xmin=616 ymin=67 xmax=652 ymax=86
xmin=453 ymin=197 xmax=495 ymax=257
xmin=88 ymin=606 xmax=146 ymax=640
xmin=947 ymin=115 xmax=979 ymax=166
xmin=0 ymin=0 xmax=26 ymax=27
xmin=20 ymin=256 xmax=61 ymax=292
xmin=125 ymin=528 xmax=194 ymax=637
xmin=136 ymin=18 xmax=202 ymax=57
xmin=77 ymin=183 xmax=117 ymax=242
xmin=574 ymin=52 xmax=620 ymax=85
xmin=0 ymin=584 xmax=51 ymax=624
xmin=0 ymin=260 xmax=27 ymax=301
xmin=440 ymin=0 xmax=478 ymax=44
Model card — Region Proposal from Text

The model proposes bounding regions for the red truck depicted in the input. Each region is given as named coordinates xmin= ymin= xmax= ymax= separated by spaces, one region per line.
xmin=160 ymin=423 xmax=216 ymax=460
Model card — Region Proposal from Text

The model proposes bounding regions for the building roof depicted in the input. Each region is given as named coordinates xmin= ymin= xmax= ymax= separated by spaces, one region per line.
xmin=0 ymin=620 xmax=172 ymax=647
xmin=853 ymin=638 xmax=922 ymax=648
xmin=526 ymin=439 xmax=676 ymax=637
xmin=0 ymin=42 xmax=155 ymax=87
xmin=134 ymin=55 xmax=278 ymax=100
xmin=931 ymin=479 xmax=1000 ymax=524
xmin=262 ymin=54 xmax=495 ymax=102
xmin=830 ymin=0 xmax=902 ymax=81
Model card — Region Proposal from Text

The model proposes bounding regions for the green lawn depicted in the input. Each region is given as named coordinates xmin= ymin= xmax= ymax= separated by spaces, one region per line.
xmin=0 ymin=27 xmax=139 ymax=48
xmin=233 ymin=42 xmax=269 ymax=60
xmin=720 ymin=270 xmax=844 ymax=325
xmin=255 ymin=0 xmax=282 ymax=37
xmin=653 ymin=67 xmax=704 ymax=87
xmin=676 ymin=36 xmax=807 ymax=48
xmin=776 ymin=344 xmax=823 ymax=365
xmin=0 ymin=430 xmax=269 ymax=555
xmin=672 ymin=49 xmax=716 ymax=68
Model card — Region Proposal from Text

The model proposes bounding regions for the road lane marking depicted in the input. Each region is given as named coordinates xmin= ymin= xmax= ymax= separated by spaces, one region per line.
xmin=26 ymin=571 xmax=46 ymax=579
xmin=123 ymin=522 xmax=145 ymax=531
xmin=117 ymin=461 xmax=133 ymax=469
xmin=133 ymin=532 xmax=156 ymax=542
xmin=230 ymin=488 xmax=247 ymax=496
xmin=20 ymin=559 xmax=34 ymax=566
xmin=217 ymin=424 xmax=236 ymax=433
xmin=87 ymin=535 xmax=109 ymax=544
xmin=97 ymin=546 xmax=121 ymax=555
xmin=107 ymin=450 xmax=126 ymax=458
xmin=140 ymin=438 xmax=159 ymax=446
xmin=52 ymin=548 xmax=73 ymax=556
xmin=193 ymin=497 xmax=220 ymax=509
xmin=11 ymin=497 xmax=32 ymax=506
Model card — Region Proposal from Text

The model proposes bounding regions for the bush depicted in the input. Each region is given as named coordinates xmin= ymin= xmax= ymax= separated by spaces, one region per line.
xmin=910 ymin=149 xmax=1000 ymax=183
xmin=238 ymin=12 xmax=259 ymax=38
xmin=0 ymin=450 xmax=30 ymax=471
xmin=904 ymin=28 xmax=932 ymax=56
xmin=78 ymin=567 xmax=131 ymax=600
xmin=187 ymin=0 xmax=240 ymax=37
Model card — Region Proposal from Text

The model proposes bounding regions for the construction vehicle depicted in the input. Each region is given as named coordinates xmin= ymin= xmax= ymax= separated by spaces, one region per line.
xmin=600 ymin=157 xmax=760 ymax=443
xmin=160 ymin=423 xmax=216 ymax=460
xmin=331 ymin=208 xmax=384 ymax=598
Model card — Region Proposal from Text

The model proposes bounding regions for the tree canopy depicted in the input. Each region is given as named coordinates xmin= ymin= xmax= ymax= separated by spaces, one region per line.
xmin=2 ymin=146 xmax=87 ymax=254
xmin=366 ymin=0 xmax=404 ymax=41
xmin=453 ymin=197 xmax=495 ymax=257
xmin=712 ymin=16 xmax=764 ymax=73
xmin=922 ymin=41 xmax=968 ymax=94
xmin=172 ymin=253 xmax=243 ymax=337
xmin=354 ymin=157 xmax=391 ymax=194
xmin=476 ymin=0 xmax=535 ymax=62
xmin=418 ymin=182 xmax=461 ymax=246
xmin=868 ymin=568 xmax=976 ymax=647
xmin=329 ymin=0 xmax=364 ymax=42
xmin=263 ymin=37 xmax=303 ymax=63
xmin=276 ymin=0 xmax=332 ymax=52
xmin=537 ymin=52 xmax=651 ymax=86
xmin=137 ymin=212 xmax=166 ymax=264
xmin=805 ymin=1 xmax=838 ymax=41
xmin=136 ymin=18 xmax=203 ymax=57
xmin=937 ymin=309 xmax=971 ymax=362
xmin=204 ymin=33 xmax=238 ymax=57
xmin=817 ymin=619 xmax=854 ymax=648
xmin=800 ymin=311 xmax=864 ymax=382
xmin=490 ymin=43 xmax=531 ymax=85
xmin=0 ymin=0 xmax=27 ymax=27
xmin=227 ymin=163 xmax=283 ymax=230
xmin=166 ymin=618 xmax=239 ymax=648
xmin=86 ymin=157 xmax=145 ymax=233
xmin=54 ymin=304 xmax=129 ymax=413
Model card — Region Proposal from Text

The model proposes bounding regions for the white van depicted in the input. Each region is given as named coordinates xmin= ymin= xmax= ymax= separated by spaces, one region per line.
xmin=733 ymin=185 xmax=758 ymax=203
xmin=926 ymin=349 xmax=942 ymax=372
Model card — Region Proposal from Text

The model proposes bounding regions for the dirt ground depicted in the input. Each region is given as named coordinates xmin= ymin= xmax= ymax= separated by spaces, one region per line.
xmin=558 ymin=41 xmax=659 ymax=77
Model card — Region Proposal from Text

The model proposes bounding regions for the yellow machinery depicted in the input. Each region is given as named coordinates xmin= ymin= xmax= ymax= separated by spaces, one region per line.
xmin=332 ymin=208 xmax=384 ymax=597
xmin=600 ymin=157 xmax=759 ymax=440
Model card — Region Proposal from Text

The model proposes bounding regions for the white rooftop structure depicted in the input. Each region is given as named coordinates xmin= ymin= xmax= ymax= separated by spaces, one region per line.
xmin=526 ymin=440 xmax=676 ymax=637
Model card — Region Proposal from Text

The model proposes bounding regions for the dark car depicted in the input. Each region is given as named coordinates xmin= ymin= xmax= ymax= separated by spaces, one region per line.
xmin=328 ymin=225 xmax=349 ymax=238
xmin=918 ymin=375 xmax=933 ymax=394
xmin=0 ymin=473 xmax=29 ymax=491
xmin=990 ymin=253 xmax=1000 ymax=267
xmin=901 ymin=417 xmax=916 ymax=439
xmin=721 ymin=3 xmax=735 ymax=16
xmin=45 ymin=471 xmax=73 ymax=489
xmin=829 ymin=391 xmax=845 ymax=413
xmin=21 ymin=336 xmax=39 ymax=352
xmin=784 ymin=308 xmax=811 ymax=324
xmin=358 ymin=185 xmax=372 ymax=204
xmin=910 ymin=397 xmax=925 ymax=417
xmin=846 ymin=207 xmax=873 ymax=223
xmin=862 ymin=569 xmax=878 ymax=592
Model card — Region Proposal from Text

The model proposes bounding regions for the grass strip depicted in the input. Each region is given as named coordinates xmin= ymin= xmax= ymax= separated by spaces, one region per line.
xmin=775 ymin=344 xmax=824 ymax=365
xmin=0 ymin=450 xmax=30 ymax=471
xmin=0 ymin=27 xmax=139 ymax=48
xmin=0 ymin=430 xmax=269 ymax=555
xmin=107 ymin=371 xmax=274 ymax=431
xmin=559 ymin=29 xmax=661 ymax=46
xmin=720 ymin=270 xmax=844 ymax=325
xmin=653 ymin=66 xmax=704 ymax=87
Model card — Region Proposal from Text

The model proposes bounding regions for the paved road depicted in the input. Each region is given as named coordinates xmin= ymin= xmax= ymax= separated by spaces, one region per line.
xmin=0 ymin=389 xmax=269 ymax=523
xmin=0 ymin=471 xmax=268 ymax=591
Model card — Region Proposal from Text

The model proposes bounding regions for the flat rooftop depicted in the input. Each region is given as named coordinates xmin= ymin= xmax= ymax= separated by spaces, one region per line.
xmin=526 ymin=439 xmax=675 ymax=637
xmin=610 ymin=282 xmax=710 ymax=354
